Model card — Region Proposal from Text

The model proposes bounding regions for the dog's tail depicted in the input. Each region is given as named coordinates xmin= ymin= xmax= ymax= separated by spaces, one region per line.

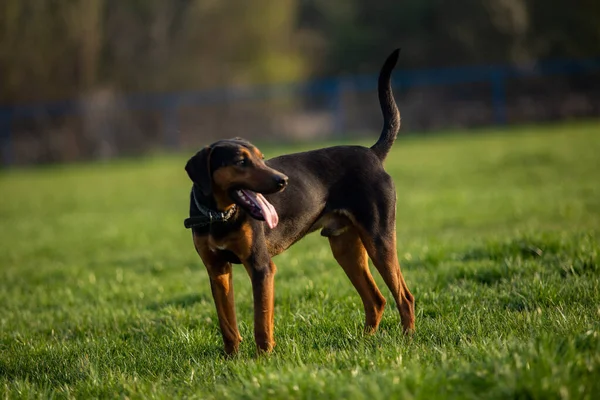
xmin=370 ymin=49 xmax=401 ymax=161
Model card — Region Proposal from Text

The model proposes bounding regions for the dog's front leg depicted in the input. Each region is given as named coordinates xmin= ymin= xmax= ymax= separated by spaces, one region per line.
xmin=194 ymin=235 xmax=242 ymax=355
xmin=206 ymin=262 xmax=243 ymax=355
xmin=243 ymin=254 xmax=277 ymax=353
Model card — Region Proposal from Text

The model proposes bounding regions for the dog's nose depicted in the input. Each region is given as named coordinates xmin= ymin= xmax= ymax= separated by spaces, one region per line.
xmin=275 ymin=175 xmax=288 ymax=189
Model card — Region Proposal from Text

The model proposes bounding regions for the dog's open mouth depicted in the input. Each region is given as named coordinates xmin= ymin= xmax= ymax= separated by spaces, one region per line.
xmin=233 ymin=189 xmax=279 ymax=229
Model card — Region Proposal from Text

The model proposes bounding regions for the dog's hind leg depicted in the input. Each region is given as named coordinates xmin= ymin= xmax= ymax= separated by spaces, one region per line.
xmin=354 ymin=178 xmax=415 ymax=333
xmin=328 ymin=224 xmax=387 ymax=333
xmin=360 ymin=230 xmax=415 ymax=333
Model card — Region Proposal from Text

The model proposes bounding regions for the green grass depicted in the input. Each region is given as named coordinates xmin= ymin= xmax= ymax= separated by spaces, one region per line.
xmin=1 ymin=121 xmax=599 ymax=399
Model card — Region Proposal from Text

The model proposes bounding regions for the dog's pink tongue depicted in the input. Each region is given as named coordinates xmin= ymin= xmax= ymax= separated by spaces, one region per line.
xmin=255 ymin=193 xmax=279 ymax=229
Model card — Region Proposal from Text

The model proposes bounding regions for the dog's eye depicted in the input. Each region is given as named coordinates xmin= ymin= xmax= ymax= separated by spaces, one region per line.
xmin=236 ymin=159 xmax=247 ymax=166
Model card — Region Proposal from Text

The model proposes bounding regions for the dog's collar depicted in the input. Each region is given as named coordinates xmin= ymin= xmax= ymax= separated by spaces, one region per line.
xmin=184 ymin=185 xmax=237 ymax=229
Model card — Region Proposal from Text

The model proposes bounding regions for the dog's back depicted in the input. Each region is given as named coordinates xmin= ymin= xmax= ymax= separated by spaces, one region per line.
xmin=262 ymin=49 xmax=402 ymax=250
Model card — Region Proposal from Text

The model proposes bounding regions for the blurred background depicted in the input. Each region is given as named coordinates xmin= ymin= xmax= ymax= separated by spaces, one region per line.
xmin=1 ymin=0 xmax=599 ymax=166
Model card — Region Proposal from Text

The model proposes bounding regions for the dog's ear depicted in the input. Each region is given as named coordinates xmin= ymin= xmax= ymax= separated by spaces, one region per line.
xmin=185 ymin=146 xmax=213 ymax=196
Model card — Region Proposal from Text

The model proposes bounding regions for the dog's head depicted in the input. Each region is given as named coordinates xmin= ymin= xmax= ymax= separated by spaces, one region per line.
xmin=185 ymin=137 xmax=287 ymax=227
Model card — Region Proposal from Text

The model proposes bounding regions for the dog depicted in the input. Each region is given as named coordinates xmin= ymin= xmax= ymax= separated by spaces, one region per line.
xmin=184 ymin=49 xmax=414 ymax=355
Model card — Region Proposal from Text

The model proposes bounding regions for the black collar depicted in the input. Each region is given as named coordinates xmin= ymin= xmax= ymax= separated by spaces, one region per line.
xmin=184 ymin=185 xmax=237 ymax=229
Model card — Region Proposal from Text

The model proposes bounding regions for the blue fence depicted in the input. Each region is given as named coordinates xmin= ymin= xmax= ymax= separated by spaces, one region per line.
xmin=1 ymin=58 xmax=600 ymax=165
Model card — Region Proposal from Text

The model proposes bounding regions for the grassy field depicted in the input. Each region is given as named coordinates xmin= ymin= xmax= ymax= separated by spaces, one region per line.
xmin=1 ymin=121 xmax=599 ymax=399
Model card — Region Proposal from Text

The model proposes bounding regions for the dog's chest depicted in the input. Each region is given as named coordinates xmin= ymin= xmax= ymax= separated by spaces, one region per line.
xmin=208 ymin=237 xmax=229 ymax=251
xmin=206 ymin=224 xmax=253 ymax=261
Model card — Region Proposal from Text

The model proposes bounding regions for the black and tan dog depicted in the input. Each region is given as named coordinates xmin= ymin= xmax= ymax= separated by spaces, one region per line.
xmin=184 ymin=49 xmax=414 ymax=355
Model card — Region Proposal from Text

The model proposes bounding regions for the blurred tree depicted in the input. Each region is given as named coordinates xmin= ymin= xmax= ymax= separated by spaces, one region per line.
xmin=526 ymin=0 xmax=600 ymax=59
xmin=0 ymin=0 xmax=598 ymax=102
xmin=297 ymin=0 xmax=600 ymax=74
xmin=0 ymin=0 xmax=306 ymax=103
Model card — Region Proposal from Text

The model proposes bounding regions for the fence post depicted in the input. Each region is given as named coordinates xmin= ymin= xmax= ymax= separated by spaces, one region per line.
xmin=330 ymin=78 xmax=345 ymax=137
xmin=491 ymin=69 xmax=508 ymax=125
xmin=0 ymin=108 xmax=13 ymax=166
